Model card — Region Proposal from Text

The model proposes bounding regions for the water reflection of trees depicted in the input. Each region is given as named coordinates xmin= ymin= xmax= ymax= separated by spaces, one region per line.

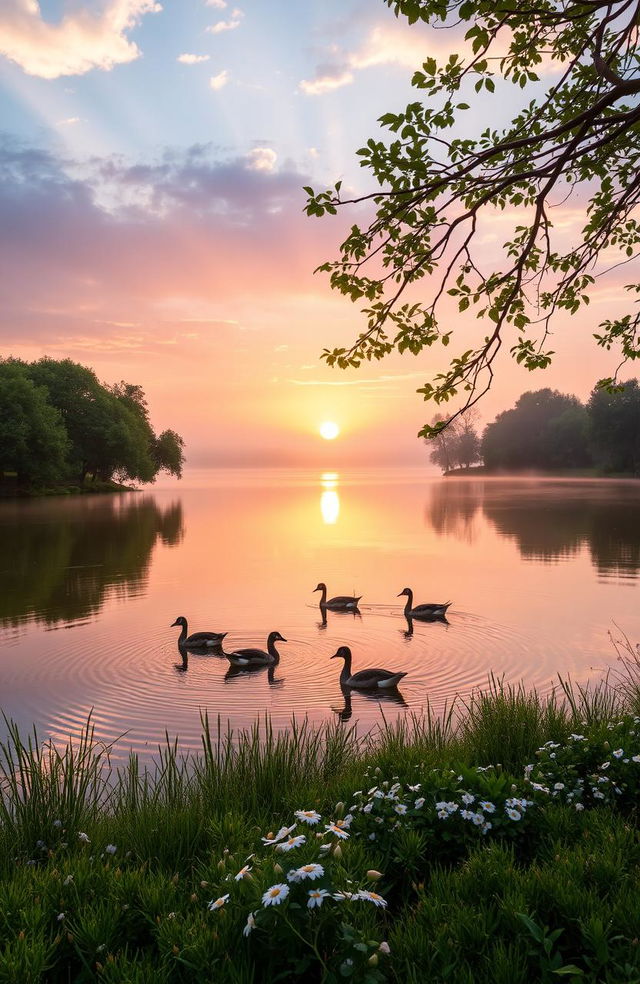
xmin=0 ymin=496 xmax=184 ymax=626
xmin=427 ymin=480 xmax=640 ymax=577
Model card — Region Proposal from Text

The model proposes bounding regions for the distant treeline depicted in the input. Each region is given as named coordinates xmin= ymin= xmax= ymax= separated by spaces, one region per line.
xmin=429 ymin=380 xmax=640 ymax=475
xmin=0 ymin=357 xmax=185 ymax=491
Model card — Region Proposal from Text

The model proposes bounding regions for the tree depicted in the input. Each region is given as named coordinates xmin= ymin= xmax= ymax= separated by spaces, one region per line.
xmin=305 ymin=0 xmax=640 ymax=436
xmin=153 ymin=429 xmax=186 ymax=479
xmin=481 ymin=388 xmax=591 ymax=470
xmin=0 ymin=360 xmax=69 ymax=486
xmin=587 ymin=377 xmax=640 ymax=473
xmin=428 ymin=408 xmax=482 ymax=471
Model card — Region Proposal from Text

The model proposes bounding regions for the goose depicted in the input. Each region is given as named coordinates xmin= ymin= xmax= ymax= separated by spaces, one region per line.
xmin=225 ymin=631 xmax=287 ymax=668
xmin=397 ymin=588 xmax=451 ymax=620
xmin=330 ymin=646 xmax=407 ymax=690
xmin=313 ymin=583 xmax=362 ymax=611
xmin=171 ymin=616 xmax=227 ymax=649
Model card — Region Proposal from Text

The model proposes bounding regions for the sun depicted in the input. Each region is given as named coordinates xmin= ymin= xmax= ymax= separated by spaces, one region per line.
xmin=319 ymin=421 xmax=340 ymax=441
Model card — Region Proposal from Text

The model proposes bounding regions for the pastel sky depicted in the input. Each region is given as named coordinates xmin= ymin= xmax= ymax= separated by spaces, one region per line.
xmin=0 ymin=0 xmax=629 ymax=467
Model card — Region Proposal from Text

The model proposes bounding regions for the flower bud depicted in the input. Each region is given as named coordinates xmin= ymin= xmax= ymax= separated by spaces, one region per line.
xmin=273 ymin=862 xmax=283 ymax=874
xmin=368 ymin=953 xmax=379 ymax=967
xmin=217 ymin=860 xmax=226 ymax=871
xmin=334 ymin=801 xmax=345 ymax=818
xmin=332 ymin=844 xmax=342 ymax=859
xmin=366 ymin=870 xmax=383 ymax=881
xmin=604 ymin=741 xmax=610 ymax=750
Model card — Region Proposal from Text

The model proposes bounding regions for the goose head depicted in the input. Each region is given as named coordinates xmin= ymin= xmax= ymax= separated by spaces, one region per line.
xmin=397 ymin=588 xmax=411 ymax=598
xmin=171 ymin=616 xmax=187 ymax=628
xmin=313 ymin=583 xmax=326 ymax=594
xmin=268 ymin=631 xmax=287 ymax=645
xmin=330 ymin=646 xmax=351 ymax=661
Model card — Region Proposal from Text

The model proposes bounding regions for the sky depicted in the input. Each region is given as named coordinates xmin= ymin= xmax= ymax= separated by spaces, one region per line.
xmin=0 ymin=0 xmax=631 ymax=467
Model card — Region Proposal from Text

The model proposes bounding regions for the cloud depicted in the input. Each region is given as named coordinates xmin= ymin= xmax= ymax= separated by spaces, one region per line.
xmin=56 ymin=116 xmax=82 ymax=127
xmin=178 ymin=53 xmax=210 ymax=65
xmin=246 ymin=147 xmax=277 ymax=172
xmin=209 ymin=69 xmax=229 ymax=90
xmin=0 ymin=136 xmax=339 ymax=350
xmin=299 ymin=21 xmax=458 ymax=96
xmin=205 ymin=0 xmax=227 ymax=6
xmin=206 ymin=7 xmax=243 ymax=34
xmin=0 ymin=0 xmax=162 ymax=79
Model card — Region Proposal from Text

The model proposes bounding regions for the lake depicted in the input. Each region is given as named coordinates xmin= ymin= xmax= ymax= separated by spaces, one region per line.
xmin=1 ymin=469 xmax=639 ymax=761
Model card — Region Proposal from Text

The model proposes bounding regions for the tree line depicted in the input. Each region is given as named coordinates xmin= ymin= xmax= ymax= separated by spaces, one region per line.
xmin=428 ymin=380 xmax=640 ymax=476
xmin=0 ymin=357 xmax=185 ymax=490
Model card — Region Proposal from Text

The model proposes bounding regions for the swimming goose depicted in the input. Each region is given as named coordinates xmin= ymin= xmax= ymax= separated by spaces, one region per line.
xmin=397 ymin=588 xmax=451 ymax=620
xmin=171 ymin=616 xmax=227 ymax=649
xmin=225 ymin=631 xmax=287 ymax=667
xmin=313 ymin=583 xmax=362 ymax=611
xmin=330 ymin=646 xmax=407 ymax=690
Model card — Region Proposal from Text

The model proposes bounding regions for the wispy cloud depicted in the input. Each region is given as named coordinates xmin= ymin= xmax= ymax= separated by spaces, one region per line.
xmin=205 ymin=0 xmax=227 ymax=7
xmin=206 ymin=7 xmax=243 ymax=34
xmin=288 ymin=372 xmax=428 ymax=387
xmin=178 ymin=53 xmax=210 ymax=65
xmin=0 ymin=0 xmax=162 ymax=79
xmin=56 ymin=116 xmax=83 ymax=127
xmin=209 ymin=69 xmax=229 ymax=90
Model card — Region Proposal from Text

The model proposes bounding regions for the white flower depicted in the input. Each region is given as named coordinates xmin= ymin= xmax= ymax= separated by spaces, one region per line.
xmin=379 ymin=941 xmax=391 ymax=955
xmin=479 ymin=801 xmax=495 ymax=813
xmin=553 ymin=783 xmax=565 ymax=791
xmin=243 ymin=912 xmax=256 ymax=937
xmin=481 ymin=821 xmax=492 ymax=834
xmin=574 ymin=803 xmax=584 ymax=811
xmin=461 ymin=793 xmax=475 ymax=805
xmin=325 ymin=823 xmax=349 ymax=840
xmin=363 ymin=803 xmax=373 ymax=814
xmin=436 ymin=808 xmax=449 ymax=820
xmin=414 ymin=797 xmax=426 ymax=809
xmin=632 ymin=755 xmax=640 ymax=763
xmin=235 ymin=865 xmax=252 ymax=881
xmin=208 ymin=894 xmax=230 ymax=911
xmin=506 ymin=808 xmax=521 ymax=821
xmin=262 ymin=883 xmax=289 ymax=906
xmin=261 ymin=825 xmax=296 ymax=845
xmin=307 ymin=888 xmax=330 ymax=909
xmin=275 ymin=835 xmax=306 ymax=853
xmin=570 ymin=734 xmax=585 ymax=741
xmin=53 ymin=820 xmax=63 ymax=829
xmin=63 ymin=874 xmax=74 ymax=886
xmin=57 ymin=912 xmax=65 ymax=922
xmin=78 ymin=832 xmax=90 ymax=843
xmin=394 ymin=804 xmax=407 ymax=816
xmin=471 ymin=812 xmax=484 ymax=825
xmin=593 ymin=790 xmax=605 ymax=800
xmin=288 ymin=863 xmax=324 ymax=883
xmin=105 ymin=844 xmax=117 ymax=855
xmin=407 ymin=784 xmax=421 ymax=792
xmin=613 ymin=748 xmax=623 ymax=758
xmin=600 ymin=761 xmax=610 ymax=770
xmin=354 ymin=889 xmax=387 ymax=908
xmin=294 ymin=810 xmax=321 ymax=825
xmin=460 ymin=809 xmax=473 ymax=820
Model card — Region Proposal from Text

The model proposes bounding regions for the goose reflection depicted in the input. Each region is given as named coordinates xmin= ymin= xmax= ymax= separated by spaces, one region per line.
xmin=316 ymin=605 xmax=362 ymax=632
xmin=224 ymin=664 xmax=282 ymax=687
xmin=174 ymin=649 xmax=189 ymax=673
xmin=402 ymin=611 xmax=449 ymax=638
xmin=320 ymin=472 xmax=340 ymax=525
xmin=332 ymin=685 xmax=408 ymax=723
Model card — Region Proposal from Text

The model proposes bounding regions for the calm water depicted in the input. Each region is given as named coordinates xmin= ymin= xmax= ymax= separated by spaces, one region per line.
xmin=1 ymin=469 xmax=639 ymax=760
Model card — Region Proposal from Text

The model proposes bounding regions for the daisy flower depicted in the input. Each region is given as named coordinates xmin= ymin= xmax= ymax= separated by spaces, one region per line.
xmin=325 ymin=823 xmax=349 ymax=840
xmin=294 ymin=810 xmax=321 ymax=825
xmin=78 ymin=832 xmax=90 ymax=844
xmin=262 ymin=883 xmax=289 ymax=907
xmin=479 ymin=801 xmax=495 ymax=813
xmin=307 ymin=888 xmax=330 ymax=909
xmin=261 ymin=825 xmax=296 ymax=846
xmin=394 ymin=804 xmax=407 ymax=816
xmin=235 ymin=865 xmax=252 ymax=881
xmin=208 ymin=894 xmax=230 ymax=911
xmin=414 ymin=797 xmax=426 ymax=809
xmin=407 ymin=784 xmax=421 ymax=792
xmin=613 ymin=749 xmax=623 ymax=759
xmin=276 ymin=835 xmax=306 ymax=853
xmin=354 ymin=889 xmax=387 ymax=908
xmin=293 ymin=863 xmax=324 ymax=882
xmin=243 ymin=912 xmax=256 ymax=937
xmin=506 ymin=808 xmax=521 ymax=821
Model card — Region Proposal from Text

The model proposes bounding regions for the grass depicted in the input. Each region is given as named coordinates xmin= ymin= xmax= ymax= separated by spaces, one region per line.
xmin=1 ymin=645 xmax=640 ymax=982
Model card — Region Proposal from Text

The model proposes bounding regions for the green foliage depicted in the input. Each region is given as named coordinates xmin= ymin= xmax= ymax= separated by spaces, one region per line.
xmin=305 ymin=0 xmax=640 ymax=432
xmin=0 ymin=357 xmax=185 ymax=492
xmin=481 ymin=388 xmax=592 ymax=471
xmin=587 ymin=378 xmax=640 ymax=474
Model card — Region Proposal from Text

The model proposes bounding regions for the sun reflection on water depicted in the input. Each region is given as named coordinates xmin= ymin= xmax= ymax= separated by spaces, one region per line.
xmin=320 ymin=472 xmax=340 ymax=524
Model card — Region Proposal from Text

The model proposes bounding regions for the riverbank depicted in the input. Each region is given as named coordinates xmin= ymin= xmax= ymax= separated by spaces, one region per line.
xmin=443 ymin=466 xmax=639 ymax=478
xmin=0 ymin=477 xmax=136 ymax=498
xmin=1 ymin=637 xmax=639 ymax=982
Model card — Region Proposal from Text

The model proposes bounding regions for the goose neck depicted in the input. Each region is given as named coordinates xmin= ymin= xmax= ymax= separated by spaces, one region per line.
xmin=403 ymin=590 xmax=413 ymax=614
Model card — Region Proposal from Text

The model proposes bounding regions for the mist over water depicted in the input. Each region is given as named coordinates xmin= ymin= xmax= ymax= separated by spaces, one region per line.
xmin=1 ymin=470 xmax=638 ymax=761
